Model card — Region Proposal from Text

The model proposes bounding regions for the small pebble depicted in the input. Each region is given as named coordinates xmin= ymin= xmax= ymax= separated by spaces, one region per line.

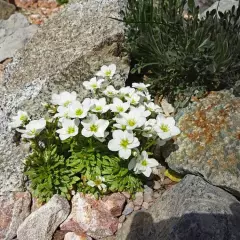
xmin=153 ymin=181 xmax=161 ymax=190
xmin=118 ymin=223 xmax=123 ymax=230
xmin=153 ymin=192 xmax=161 ymax=199
xmin=143 ymin=185 xmax=153 ymax=203
xmin=122 ymin=201 xmax=134 ymax=215
xmin=134 ymin=205 xmax=141 ymax=211
xmin=118 ymin=215 xmax=126 ymax=223
xmin=122 ymin=192 xmax=130 ymax=199
xmin=163 ymin=178 xmax=173 ymax=185
xmin=142 ymin=202 xmax=149 ymax=210
xmin=133 ymin=192 xmax=143 ymax=206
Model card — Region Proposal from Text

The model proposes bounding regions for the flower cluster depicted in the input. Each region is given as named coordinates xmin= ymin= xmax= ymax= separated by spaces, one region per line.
xmin=9 ymin=64 xmax=180 ymax=192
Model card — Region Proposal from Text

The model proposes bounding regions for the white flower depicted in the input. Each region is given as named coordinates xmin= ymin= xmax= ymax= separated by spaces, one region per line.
xmin=108 ymin=130 xmax=140 ymax=159
xmin=68 ymin=99 xmax=91 ymax=119
xmin=125 ymin=93 xmax=140 ymax=105
xmin=9 ymin=111 xmax=30 ymax=129
xmin=51 ymin=91 xmax=77 ymax=107
xmin=91 ymin=98 xmax=109 ymax=113
xmin=54 ymin=106 xmax=70 ymax=119
xmin=114 ymin=109 xmax=146 ymax=130
xmin=130 ymin=105 xmax=151 ymax=117
xmin=142 ymin=119 xmax=157 ymax=138
xmin=17 ymin=118 xmax=46 ymax=139
xmin=56 ymin=118 xmax=80 ymax=140
xmin=110 ymin=98 xmax=130 ymax=113
xmin=154 ymin=114 xmax=181 ymax=139
xmin=118 ymin=87 xmax=135 ymax=98
xmin=81 ymin=114 xmax=109 ymax=138
xmin=103 ymin=85 xmax=118 ymax=97
xmin=83 ymin=77 xmax=104 ymax=91
xmin=144 ymin=102 xmax=162 ymax=113
xmin=132 ymin=82 xmax=150 ymax=92
xmin=128 ymin=151 xmax=159 ymax=177
xmin=96 ymin=64 xmax=116 ymax=79
xmin=87 ymin=176 xmax=107 ymax=191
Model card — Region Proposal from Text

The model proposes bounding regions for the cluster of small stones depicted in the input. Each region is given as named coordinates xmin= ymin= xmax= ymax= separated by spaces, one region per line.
xmin=115 ymin=167 xmax=176 ymax=233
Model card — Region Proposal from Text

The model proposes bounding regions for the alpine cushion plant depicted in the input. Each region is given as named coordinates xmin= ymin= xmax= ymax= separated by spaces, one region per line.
xmin=9 ymin=64 xmax=180 ymax=202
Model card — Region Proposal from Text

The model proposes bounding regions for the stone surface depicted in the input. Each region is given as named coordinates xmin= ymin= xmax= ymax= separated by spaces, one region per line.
xmin=0 ymin=0 xmax=16 ymax=20
xmin=17 ymin=195 xmax=70 ymax=240
xmin=142 ymin=202 xmax=149 ymax=210
xmin=104 ymin=193 xmax=126 ymax=217
xmin=64 ymin=232 xmax=92 ymax=240
xmin=118 ymin=215 xmax=126 ymax=223
xmin=122 ymin=202 xmax=134 ymax=216
xmin=0 ymin=192 xmax=31 ymax=240
xmin=0 ymin=0 xmax=129 ymax=194
xmin=143 ymin=185 xmax=153 ymax=203
xmin=133 ymin=192 xmax=143 ymax=206
xmin=165 ymin=91 xmax=240 ymax=196
xmin=60 ymin=193 xmax=118 ymax=239
xmin=117 ymin=175 xmax=240 ymax=240
xmin=0 ymin=13 xmax=38 ymax=62
xmin=201 ymin=0 xmax=238 ymax=17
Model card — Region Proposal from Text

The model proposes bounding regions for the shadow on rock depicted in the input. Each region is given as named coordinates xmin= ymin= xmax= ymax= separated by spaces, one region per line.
xmin=126 ymin=203 xmax=240 ymax=240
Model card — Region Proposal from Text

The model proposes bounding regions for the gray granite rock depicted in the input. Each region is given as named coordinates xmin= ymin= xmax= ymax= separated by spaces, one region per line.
xmin=17 ymin=195 xmax=70 ymax=240
xmin=117 ymin=175 xmax=240 ymax=240
xmin=0 ymin=13 xmax=38 ymax=62
xmin=0 ymin=0 xmax=129 ymax=194
xmin=0 ymin=192 xmax=31 ymax=240
xmin=165 ymin=91 xmax=240 ymax=197
xmin=0 ymin=0 xmax=16 ymax=20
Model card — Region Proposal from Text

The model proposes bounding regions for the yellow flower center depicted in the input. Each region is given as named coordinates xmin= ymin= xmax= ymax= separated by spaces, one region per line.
xmin=95 ymin=106 xmax=103 ymax=111
xmin=90 ymin=124 xmax=98 ymax=132
xmin=127 ymin=119 xmax=136 ymax=127
xmin=105 ymin=70 xmax=112 ymax=77
xmin=67 ymin=126 xmax=75 ymax=134
xmin=120 ymin=139 xmax=129 ymax=149
xmin=75 ymin=108 xmax=83 ymax=116
xmin=64 ymin=100 xmax=71 ymax=107
xmin=91 ymin=83 xmax=98 ymax=89
xmin=141 ymin=160 xmax=148 ymax=166
xmin=117 ymin=106 xmax=124 ymax=112
xmin=95 ymin=179 xmax=102 ymax=185
xmin=160 ymin=124 xmax=169 ymax=132
xmin=20 ymin=114 xmax=28 ymax=122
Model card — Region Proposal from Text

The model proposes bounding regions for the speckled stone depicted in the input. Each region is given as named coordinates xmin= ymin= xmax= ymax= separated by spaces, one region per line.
xmin=117 ymin=175 xmax=240 ymax=240
xmin=0 ymin=0 xmax=129 ymax=194
xmin=165 ymin=91 xmax=240 ymax=196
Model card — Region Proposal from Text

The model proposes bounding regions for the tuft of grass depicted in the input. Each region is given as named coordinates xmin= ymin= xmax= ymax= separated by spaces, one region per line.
xmin=123 ymin=0 xmax=240 ymax=108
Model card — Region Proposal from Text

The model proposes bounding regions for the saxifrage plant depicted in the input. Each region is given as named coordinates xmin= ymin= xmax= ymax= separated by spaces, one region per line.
xmin=9 ymin=64 xmax=180 ymax=202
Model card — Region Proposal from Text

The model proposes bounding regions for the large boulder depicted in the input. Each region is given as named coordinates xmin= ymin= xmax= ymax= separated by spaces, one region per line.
xmin=117 ymin=175 xmax=240 ymax=240
xmin=164 ymin=91 xmax=240 ymax=196
xmin=0 ymin=0 xmax=129 ymax=194
xmin=0 ymin=192 xmax=31 ymax=240
xmin=17 ymin=195 xmax=70 ymax=240
xmin=0 ymin=0 xmax=16 ymax=20
xmin=0 ymin=13 xmax=38 ymax=62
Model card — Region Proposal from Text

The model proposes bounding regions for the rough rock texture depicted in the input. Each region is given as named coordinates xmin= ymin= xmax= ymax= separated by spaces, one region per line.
xmin=103 ymin=193 xmax=126 ymax=217
xmin=0 ymin=0 xmax=129 ymax=194
xmin=201 ymin=0 xmax=238 ymax=17
xmin=0 ymin=0 xmax=16 ymax=20
xmin=117 ymin=175 xmax=240 ymax=240
xmin=0 ymin=192 xmax=31 ymax=240
xmin=164 ymin=91 xmax=240 ymax=196
xmin=64 ymin=232 xmax=92 ymax=240
xmin=60 ymin=193 xmax=119 ymax=239
xmin=14 ymin=0 xmax=58 ymax=9
xmin=0 ymin=13 xmax=38 ymax=62
xmin=17 ymin=195 xmax=70 ymax=240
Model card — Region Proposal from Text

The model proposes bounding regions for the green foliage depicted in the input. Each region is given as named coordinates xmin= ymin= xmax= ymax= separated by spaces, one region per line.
xmin=124 ymin=0 xmax=240 ymax=107
xmin=56 ymin=0 xmax=68 ymax=5
xmin=24 ymin=124 xmax=142 ymax=202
